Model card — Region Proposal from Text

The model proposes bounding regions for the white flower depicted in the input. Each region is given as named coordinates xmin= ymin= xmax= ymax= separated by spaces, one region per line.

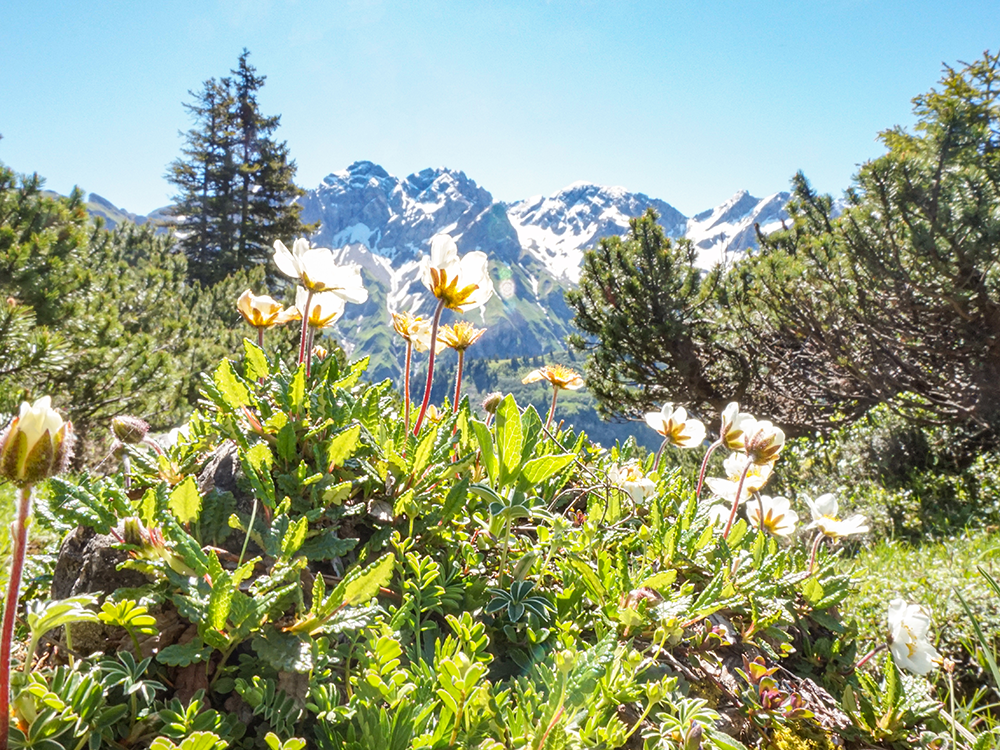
xmin=705 ymin=453 xmax=773 ymax=504
xmin=644 ymin=403 xmax=706 ymax=448
xmin=237 ymin=289 xmax=300 ymax=329
xmin=743 ymin=420 xmax=785 ymax=465
xmin=888 ymin=599 xmax=942 ymax=675
xmin=719 ymin=403 xmax=755 ymax=451
xmin=0 ymin=396 xmax=74 ymax=485
xmin=706 ymin=504 xmax=731 ymax=526
xmin=608 ymin=462 xmax=656 ymax=505
xmin=419 ymin=234 xmax=494 ymax=311
xmin=804 ymin=493 xmax=869 ymax=539
xmin=273 ymin=238 xmax=368 ymax=302
xmin=296 ymin=287 xmax=346 ymax=329
xmin=747 ymin=495 xmax=799 ymax=537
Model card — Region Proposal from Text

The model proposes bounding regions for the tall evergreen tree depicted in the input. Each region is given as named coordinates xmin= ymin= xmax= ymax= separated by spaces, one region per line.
xmin=167 ymin=50 xmax=309 ymax=286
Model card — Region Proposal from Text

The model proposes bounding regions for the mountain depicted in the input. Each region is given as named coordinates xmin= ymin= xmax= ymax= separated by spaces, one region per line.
xmin=79 ymin=163 xmax=792 ymax=447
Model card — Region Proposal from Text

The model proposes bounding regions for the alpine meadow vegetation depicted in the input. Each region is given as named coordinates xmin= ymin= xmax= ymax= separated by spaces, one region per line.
xmin=2 ymin=50 xmax=1000 ymax=750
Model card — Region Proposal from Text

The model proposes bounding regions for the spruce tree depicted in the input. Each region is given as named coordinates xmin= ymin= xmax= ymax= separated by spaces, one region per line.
xmin=167 ymin=50 xmax=308 ymax=286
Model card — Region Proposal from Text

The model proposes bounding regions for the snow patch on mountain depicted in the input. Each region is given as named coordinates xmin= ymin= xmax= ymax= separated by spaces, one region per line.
xmin=685 ymin=190 xmax=790 ymax=268
xmin=506 ymin=182 xmax=687 ymax=283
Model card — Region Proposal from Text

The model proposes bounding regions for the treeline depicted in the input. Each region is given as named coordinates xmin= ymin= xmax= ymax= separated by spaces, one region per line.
xmin=569 ymin=51 xmax=1000 ymax=453
xmin=0 ymin=167 xmax=288 ymax=461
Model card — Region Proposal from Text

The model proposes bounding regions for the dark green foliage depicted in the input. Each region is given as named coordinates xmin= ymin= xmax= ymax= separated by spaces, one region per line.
xmin=566 ymin=209 xmax=741 ymax=423
xmin=166 ymin=50 xmax=310 ymax=286
xmin=0 ymin=162 xmax=279 ymax=459
xmin=734 ymin=52 xmax=1000 ymax=437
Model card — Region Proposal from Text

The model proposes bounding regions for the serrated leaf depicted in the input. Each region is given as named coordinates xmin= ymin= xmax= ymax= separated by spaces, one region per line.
xmin=156 ymin=639 xmax=214 ymax=667
xmin=289 ymin=364 xmax=306 ymax=413
xmin=411 ymin=424 xmax=438 ymax=476
xmin=326 ymin=424 xmax=361 ymax=471
xmin=640 ymin=570 xmax=677 ymax=592
xmin=300 ymin=531 xmax=357 ymax=561
xmin=473 ymin=420 xmax=498 ymax=483
xmin=169 ymin=476 xmax=202 ymax=526
xmin=520 ymin=453 xmax=576 ymax=485
xmin=243 ymin=339 xmax=270 ymax=380
xmin=281 ymin=517 xmax=309 ymax=559
xmin=252 ymin=627 xmax=314 ymax=673
xmin=335 ymin=553 xmax=395 ymax=608
xmin=331 ymin=356 xmax=368 ymax=390
xmin=214 ymin=358 xmax=250 ymax=410
xmin=276 ymin=423 xmax=298 ymax=462
xmin=495 ymin=395 xmax=523 ymax=487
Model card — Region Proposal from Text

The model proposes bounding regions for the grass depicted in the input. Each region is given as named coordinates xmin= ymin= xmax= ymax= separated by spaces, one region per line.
xmin=844 ymin=529 xmax=1000 ymax=693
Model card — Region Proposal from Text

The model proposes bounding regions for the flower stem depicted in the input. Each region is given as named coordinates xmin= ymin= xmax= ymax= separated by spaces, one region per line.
xmin=0 ymin=485 xmax=33 ymax=749
xmin=808 ymin=532 xmax=825 ymax=574
xmin=305 ymin=327 xmax=316 ymax=379
xmin=257 ymin=327 xmax=264 ymax=350
xmin=695 ymin=439 xmax=722 ymax=502
xmin=297 ymin=289 xmax=314 ymax=365
xmin=545 ymin=386 xmax=560 ymax=430
xmin=653 ymin=438 xmax=669 ymax=473
xmin=855 ymin=643 xmax=885 ymax=670
xmin=403 ymin=341 xmax=413 ymax=432
xmin=453 ymin=349 xmax=465 ymax=413
xmin=413 ymin=299 xmax=446 ymax=436
xmin=721 ymin=460 xmax=752 ymax=539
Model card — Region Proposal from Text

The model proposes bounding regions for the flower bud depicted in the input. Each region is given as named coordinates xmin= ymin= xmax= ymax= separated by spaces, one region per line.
xmin=481 ymin=392 xmax=504 ymax=415
xmin=311 ymin=344 xmax=329 ymax=361
xmin=0 ymin=397 xmax=74 ymax=486
xmin=112 ymin=415 xmax=150 ymax=445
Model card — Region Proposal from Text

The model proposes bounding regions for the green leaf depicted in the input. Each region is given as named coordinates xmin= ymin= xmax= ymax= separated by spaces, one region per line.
xmin=335 ymin=553 xmax=395 ymax=608
xmin=495 ymin=395 xmax=523 ymax=487
xmin=213 ymin=358 xmax=250 ymax=410
xmin=331 ymin=356 xmax=369 ymax=390
xmin=640 ymin=570 xmax=677 ymax=592
xmin=281 ymin=516 xmax=309 ymax=560
xmin=520 ymin=453 xmax=576 ymax=485
xmin=289 ymin=364 xmax=306 ymax=413
xmin=157 ymin=639 xmax=214 ymax=667
xmin=473 ymin=419 xmax=498 ymax=483
xmin=243 ymin=338 xmax=270 ymax=380
xmin=169 ymin=476 xmax=202 ymax=526
xmin=326 ymin=424 xmax=361 ymax=471
xmin=276 ymin=422 xmax=298 ymax=462
xmin=411 ymin=424 xmax=438 ymax=476
xmin=252 ymin=626 xmax=313 ymax=673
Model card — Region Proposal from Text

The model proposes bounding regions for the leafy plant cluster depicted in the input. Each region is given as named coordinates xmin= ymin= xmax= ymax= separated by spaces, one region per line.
xmin=3 ymin=341 xmax=967 ymax=749
xmin=0 ymin=164 xmax=294 ymax=461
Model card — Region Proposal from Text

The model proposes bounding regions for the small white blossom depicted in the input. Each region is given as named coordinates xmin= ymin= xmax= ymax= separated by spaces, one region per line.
xmin=888 ymin=599 xmax=942 ymax=675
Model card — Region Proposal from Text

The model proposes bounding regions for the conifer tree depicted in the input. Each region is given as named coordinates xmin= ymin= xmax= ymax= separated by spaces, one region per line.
xmin=566 ymin=210 xmax=741 ymax=421
xmin=735 ymin=51 xmax=1000 ymax=440
xmin=167 ymin=50 xmax=309 ymax=286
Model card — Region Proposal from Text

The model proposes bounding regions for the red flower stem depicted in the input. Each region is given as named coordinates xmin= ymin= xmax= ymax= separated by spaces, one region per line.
xmin=257 ymin=327 xmax=265 ymax=350
xmin=653 ymin=438 xmax=669 ymax=472
xmin=297 ymin=289 xmax=314 ymax=365
xmin=413 ymin=299 xmax=446 ymax=436
xmin=403 ymin=341 xmax=413 ymax=432
xmin=721 ymin=460 xmax=752 ymax=539
xmin=695 ymin=439 xmax=723 ymax=502
xmin=855 ymin=644 xmax=885 ymax=670
xmin=305 ymin=327 xmax=315 ymax=379
xmin=453 ymin=349 xmax=465 ymax=413
xmin=545 ymin=386 xmax=560 ymax=430
xmin=809 ymin=532 xmax=825 ymax=574
xmin=0 ymin=485 xmax=32 ymax=749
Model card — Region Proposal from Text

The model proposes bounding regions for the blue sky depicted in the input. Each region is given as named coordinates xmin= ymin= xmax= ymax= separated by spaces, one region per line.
xmin=2 ymin=1 xmax=998 ymax=216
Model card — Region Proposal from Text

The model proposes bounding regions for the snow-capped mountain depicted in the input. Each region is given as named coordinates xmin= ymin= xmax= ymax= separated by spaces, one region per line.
xmin=685 ymin=189 xmax=789 ymax=268
xmin=507 ymin=182 xmax=688 ymax=283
